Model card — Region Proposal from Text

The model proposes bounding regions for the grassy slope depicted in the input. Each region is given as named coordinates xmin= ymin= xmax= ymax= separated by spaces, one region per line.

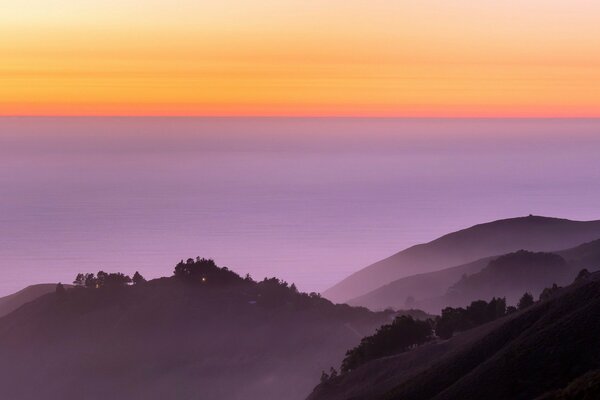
xmin=309 ymin=273 xmax=600 ymax=400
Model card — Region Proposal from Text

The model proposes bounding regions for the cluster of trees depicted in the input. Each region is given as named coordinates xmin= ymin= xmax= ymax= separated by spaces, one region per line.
xmin=341 ymin=315 xmax=433 ymax=373
xmin=320 ymin=367 xmax=339 ymax=384
xmin=436 ymin=297 xmax=508 ymax=339
xmin=73 ymin=271 xmax=145 ymax=288
xmin=173 ymin=257 xmax=244 ymax=284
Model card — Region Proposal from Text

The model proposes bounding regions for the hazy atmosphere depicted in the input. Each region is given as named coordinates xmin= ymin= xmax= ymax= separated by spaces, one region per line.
xmin=2 ymin=118 xmax=599 ymax=296
xmin=3 ymin=1 xmax=600 ymax=399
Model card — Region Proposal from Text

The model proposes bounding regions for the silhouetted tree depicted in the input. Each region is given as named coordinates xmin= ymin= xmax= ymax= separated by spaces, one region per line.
xmin=73 ymin=273 xmax=85 ymax=286
xmin=539 ymin=283 xmax=561 ymax=301
xmin=173 ymin=257 xmax=244 ymax=285
xmin=506 ymin=305 xmax=517 ymax=314
xmin=435 ymin=297 xmax=507 ymax=339
xmin=341 ymin=315 xmax=433 ymax=372
xmin=518 ymin=292 xmax=535 ymax=310
xmin=575 ymin=268 xmax=591 ymax=282
xmin=55 ymin=282 xmax=66 ymax=299
xmin=132 ymin=271 xmax=146 ymax=285
xmin=73 ymin=273 xmax=97 ymax=288
xmin=329 ymin=367 xmax=338 ymax=379
xmin=320 ymin=370 xmax=329 ymax=383
xmin=97 ymin=271 xmax=131 ymax=287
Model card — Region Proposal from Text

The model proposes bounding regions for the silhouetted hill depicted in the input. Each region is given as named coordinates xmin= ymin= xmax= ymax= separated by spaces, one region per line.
xmin=442 ymin=250 xmax=573 ymax=306
xmin=308 ymin=272 xmax=600 ymax=400
xmin=0 ymin=284 xmax=72 ymax=317
xmin=0 ymin=259 xmax=390 ymax=400
xmin=324 ymin=216 xmax=600 ymax=303
xmin=350 ymin=238 xmax=600 ymax=313
xmin=347 ymin=258 xmax=492 ymax=311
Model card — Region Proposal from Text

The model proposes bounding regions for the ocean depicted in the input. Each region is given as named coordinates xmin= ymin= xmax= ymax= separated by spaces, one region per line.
xmin=1 ymin=117 xmax=600 ymax=296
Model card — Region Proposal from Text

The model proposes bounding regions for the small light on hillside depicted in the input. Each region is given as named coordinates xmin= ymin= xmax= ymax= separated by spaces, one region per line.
xmin=202 ymin=277 xmax=207 ymax=283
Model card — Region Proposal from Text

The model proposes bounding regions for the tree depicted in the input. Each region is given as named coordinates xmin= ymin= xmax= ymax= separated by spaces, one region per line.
xmin=55 ymin=282 xmax=66 ymax=298
xmin=320 ymin=370 xmax=329 ymax=384
xmin=575 ymin=268 xmax=591 ymax=282
xmin=132 ymin=271 xmax=146 ymax=285
xmin=173 ymin=257 xmax=244 ymax=285
xmin=539 ymin=283 xmax=561 ymax=301
xmin=73 ymin=273 xmax=85 ymax=286
xmin=329 ymin=367 xmax=338 ymax=379
xmin=341 ymin=315 xmax=433 ymax=372
xmin=518 ymin=292 xmax=535 ymax=310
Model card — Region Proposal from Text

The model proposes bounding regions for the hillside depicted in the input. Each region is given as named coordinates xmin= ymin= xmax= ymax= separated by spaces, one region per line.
xmin=308 ymin=272 xmax=600 ymax=400
xmin=0 ymin=283 xmax=71 ymax=317
xmin=323 ymin=215 xmax=600 ymax=303
xmin=350 ymin=238 xmax=600 ymax=313
xmin=0 ymin=259 xmax=390 ymax=400
xmin=347 ymin=258 xmax=491 ymax=311
xmin=435 ymin=250 xmax=574 ymax=309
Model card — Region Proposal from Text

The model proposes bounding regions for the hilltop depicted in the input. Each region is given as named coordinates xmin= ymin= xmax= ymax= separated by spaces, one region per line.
xmin=324 ymin=216 xmax=600 ymax=303
xmin=0 ymin=283 xmax=72 ymax=317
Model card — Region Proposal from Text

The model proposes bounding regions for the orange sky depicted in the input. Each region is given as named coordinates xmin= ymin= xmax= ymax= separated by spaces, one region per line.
xmin=2 ymin=1 xmax=600 ymax=117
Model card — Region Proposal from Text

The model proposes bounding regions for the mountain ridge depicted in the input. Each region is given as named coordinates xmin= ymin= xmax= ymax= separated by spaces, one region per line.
xmin=326 ymin=215 xmax=600 ymax=304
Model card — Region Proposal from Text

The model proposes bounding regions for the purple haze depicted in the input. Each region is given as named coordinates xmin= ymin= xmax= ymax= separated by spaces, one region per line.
xmin=1 ymin=117 xmax=600 ymax=296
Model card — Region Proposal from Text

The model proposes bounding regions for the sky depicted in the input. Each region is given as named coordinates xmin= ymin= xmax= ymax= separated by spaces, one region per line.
xmin=2 ymin=1 xmax=600 ymax=117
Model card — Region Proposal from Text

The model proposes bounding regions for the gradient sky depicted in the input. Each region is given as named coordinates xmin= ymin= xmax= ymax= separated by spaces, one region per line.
xmin=2 ymin=1 xmax=600 ymax=116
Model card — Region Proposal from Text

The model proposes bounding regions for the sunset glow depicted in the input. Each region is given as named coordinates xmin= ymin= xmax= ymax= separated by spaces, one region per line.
xmin=2 ymin=0 xmax=600 ymax=116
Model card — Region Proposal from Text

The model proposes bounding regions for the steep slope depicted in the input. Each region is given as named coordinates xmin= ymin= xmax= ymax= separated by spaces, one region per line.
xmin=0 ymin=260 xmax=390 ymax=400
xmin=308 ymin=273 xmax=600 ymax=400
xmin=0 ymin=283 xmax=71 ymax=317
xmin=324 ymin=216 xmax=600 ymax=303
xmin=350 ymin=238 xmax=600 ymax=312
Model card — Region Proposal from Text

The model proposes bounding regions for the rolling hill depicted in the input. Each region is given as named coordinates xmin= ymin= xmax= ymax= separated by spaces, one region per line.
xmin=0 ymin=283 xmax=71 ymax=317
xmin=308 ymin=271 xmax=600 ymax=400
xmin=323 ymin=215 xmax=600 ymax=303
xmin=0 ymin=259 xmax=390 ymax=400
xmin=349 ymin=238 xmax=600 ymax=313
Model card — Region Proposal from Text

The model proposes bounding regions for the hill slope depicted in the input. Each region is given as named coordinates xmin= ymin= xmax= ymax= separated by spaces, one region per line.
xmin=0 ymin=283 xmax=71 ymax=317
xmin=350 ymin=238 xmax=600 ymax=312
xmin=324 ymin=216 xmax=600 ymax=303
xmin=308 ymin=272 xmax=600 ymax=400
xmin=347 ymin=257 xmax=491 ymax=311
xmin=0 ymin=260 xmax=390 ymax=400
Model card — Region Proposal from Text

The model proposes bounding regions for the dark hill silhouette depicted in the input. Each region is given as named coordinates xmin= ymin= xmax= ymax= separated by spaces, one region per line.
xmin=0 ymin=258 xmax=391 ymax=400
xmin=308 ymin=272 xmax=600 ymax=400
xmin=348 ymin=257 xmax=492 ymax=311
xmin=0 ymin=283 xmax=72 ymax=318
xmin=351 ymin=238 xmax=600 ymax=313
xmin=440 ymin=250 xmax=573 ymax=308
xmin=324 ymin=216 xmax=600 ymax=303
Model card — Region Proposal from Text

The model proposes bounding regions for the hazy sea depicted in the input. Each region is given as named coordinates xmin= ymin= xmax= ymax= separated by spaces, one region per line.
xmin=1 ymin=117 xmax=600 ymax=296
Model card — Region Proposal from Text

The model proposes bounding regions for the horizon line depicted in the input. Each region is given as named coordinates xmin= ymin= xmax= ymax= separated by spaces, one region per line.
xmin=3 ymin=115 xmax=600 ymax=120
